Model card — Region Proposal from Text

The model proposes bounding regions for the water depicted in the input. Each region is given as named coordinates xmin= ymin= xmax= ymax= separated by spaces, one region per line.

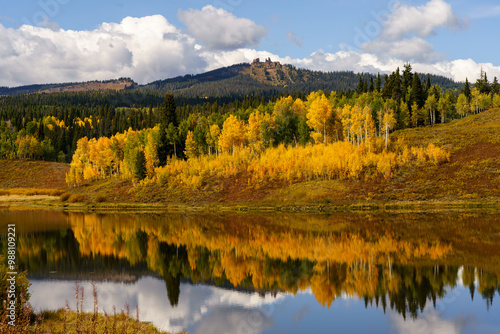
xmin=1 ymin=209 xmax=499 ymax=333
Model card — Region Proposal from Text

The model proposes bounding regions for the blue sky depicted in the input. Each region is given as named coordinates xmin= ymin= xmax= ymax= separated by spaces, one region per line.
xmin=1 ymin=0 xmax=500 ymax=86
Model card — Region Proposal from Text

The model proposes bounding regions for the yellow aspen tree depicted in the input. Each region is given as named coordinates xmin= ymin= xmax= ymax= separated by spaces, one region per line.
xmin=184 ymin=130 xmax=198 ymax=159
xmin=306 ymin=94 xmax=332 ymax=144
xmin=144 ymin=132 xmax=159 ymax=178
xmin=67 ymin=137 xmax=89 ymax=186
xmin=411 ymin=102 xmax=421 ymax=127
xmin=292 ymin=98 xmax=306 ymax=117
xmin=219 ymin=114 xmax=245 ymax=155
xmin=259 ymin=112 xmax=276 ymax=149
xmin=351 ymin=105 xmax=364 ymax=146
xmin=207 ymin=124 xmax=221 ymax=156
xmin=424 ymin=93 xmax=438 ymax=125
xmin=470 ymin=88 xmax=480 ymax=114
xmin=382 ymin=112 xmax=396 ymax=149
xmin=364 ymin=106 xmax=376 ymax=152
xmin=246 ymin=111 xmax=263 ymax=153
xmin=340 ymin=105 xmax=353 ymax=143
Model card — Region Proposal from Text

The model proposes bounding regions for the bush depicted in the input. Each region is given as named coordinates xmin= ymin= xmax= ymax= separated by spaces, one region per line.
xmin=60 ymin=193 xmax=71 ymax=202
xmin=68 ymin=194 xmax=85 ymax=203
xmin=95 ymin=195 xmax=106 ymax=203
xmin=50 ymin=189 xmax=65 ymax=196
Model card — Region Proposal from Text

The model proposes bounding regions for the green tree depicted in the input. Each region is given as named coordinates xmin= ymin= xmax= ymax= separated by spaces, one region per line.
xmin=411 ymin=73 xmax=425 ymax=109
xmin=463 ymin=78 xmax=472 ymax=101
xmin=159 ymin=94 xmax=177 ymax=165
xmin=375 ymin=73 xmax=382 ymax=93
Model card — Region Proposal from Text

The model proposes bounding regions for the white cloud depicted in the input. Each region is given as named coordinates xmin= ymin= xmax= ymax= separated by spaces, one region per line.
xmin=382 ymin=0 xmax=465 ymax=40
xmin=362 ymin=0 xmax=466 ymax=63
xmin=0 ymin=5 xmax=498 ymax=89
xmin=0 ymin=15 xmax=206 ymax=87
xmin=177 ymin=5 xmax=267 ymax=51
xmin=202 ymin=47 xmax=500 ymax=83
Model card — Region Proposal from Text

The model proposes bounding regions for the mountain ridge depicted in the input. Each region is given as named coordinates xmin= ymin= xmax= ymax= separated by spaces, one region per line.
xmin=0 ymin=60 xmax=461 ymax=97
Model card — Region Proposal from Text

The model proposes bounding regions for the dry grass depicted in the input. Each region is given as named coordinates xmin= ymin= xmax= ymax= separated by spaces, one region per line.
xmin=68 ymin=194 xmax=85 ymax=203
xmin=0 ymin=160 xmax=69 ymax=190
xmin=0 ymin=188 xmax=65 ymax=196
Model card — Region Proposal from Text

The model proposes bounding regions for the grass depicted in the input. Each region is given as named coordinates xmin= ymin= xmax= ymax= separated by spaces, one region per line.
xmin=0 ymin=160 xmax=69 ymax=190
xmin=0 ymin=188 xmax=65 ymax=196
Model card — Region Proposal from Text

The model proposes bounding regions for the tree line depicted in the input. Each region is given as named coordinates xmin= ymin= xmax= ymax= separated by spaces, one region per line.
xmin=1 ymin=64 xmax=499 ymax=167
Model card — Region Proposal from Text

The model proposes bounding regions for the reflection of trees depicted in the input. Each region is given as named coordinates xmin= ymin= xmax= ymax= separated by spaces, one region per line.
xmin=7 ymin=211 xmax=500 ymax=318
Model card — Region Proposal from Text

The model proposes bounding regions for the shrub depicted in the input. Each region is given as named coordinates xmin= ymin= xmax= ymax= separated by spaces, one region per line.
xmin=95 ymin=195 xmax=106 ymax=203
xmin=60 ymin=193 xmax=71 ymax=202
xmin=68 ymin=194 xmax=85 ymax=203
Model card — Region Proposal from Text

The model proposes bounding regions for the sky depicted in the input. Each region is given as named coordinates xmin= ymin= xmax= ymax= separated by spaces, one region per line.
xmin=1 ymin=0 xmax=500 ymax=87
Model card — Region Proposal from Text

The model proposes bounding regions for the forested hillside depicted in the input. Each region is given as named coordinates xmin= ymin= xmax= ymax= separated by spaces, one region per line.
xmin=1 ymin=62 xmax=499 ymax=206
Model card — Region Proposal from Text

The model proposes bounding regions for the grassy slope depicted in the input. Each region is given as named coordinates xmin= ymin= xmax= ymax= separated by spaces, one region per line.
xmin=260 ymin=108 xmax=500 ymax=207
xmin=0 ymin=160 xmax=69 ymax=190
xmin=1 ymin=108 xmax=499 ymax=209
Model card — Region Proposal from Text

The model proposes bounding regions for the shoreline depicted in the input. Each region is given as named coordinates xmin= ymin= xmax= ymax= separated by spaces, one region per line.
xmin=1 ymin=195 xmax=499 ymax=214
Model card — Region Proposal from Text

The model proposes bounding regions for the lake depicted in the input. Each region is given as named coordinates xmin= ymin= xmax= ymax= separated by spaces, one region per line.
xmin=1 ymin=208 xmax=499 ymax=333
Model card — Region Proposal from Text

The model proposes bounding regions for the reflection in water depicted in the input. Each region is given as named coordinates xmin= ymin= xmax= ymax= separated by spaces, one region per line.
xmin=29 ymin=277 xmax=282 ymax=333
xmin=1 ymin=209 xmax=500 ymax=333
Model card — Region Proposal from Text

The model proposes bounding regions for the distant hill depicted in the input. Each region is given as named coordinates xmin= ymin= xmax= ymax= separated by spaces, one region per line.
xmin=0 ymin=60 xmax=461 ymax=98
xmin=0 ymin=78 xmax=136 ymax=95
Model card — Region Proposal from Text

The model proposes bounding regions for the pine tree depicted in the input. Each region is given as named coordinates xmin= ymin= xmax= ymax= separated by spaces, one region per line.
xmin=463 ymin=78 xmax=472 ymax=102
xmin=491 ymin=77 xmax=500 ymax=95
xmin=411 ymin=73 xmax=425 ymax=108
xmin=356 ymin=75 xmax=365 ymax=94
xmin=375 ymin=73 xmax=381 ymax=93
xmin=158 ymin=94 xmax=177 ymax=165
xmin=402 ymin=63 xmax=413 ymax=103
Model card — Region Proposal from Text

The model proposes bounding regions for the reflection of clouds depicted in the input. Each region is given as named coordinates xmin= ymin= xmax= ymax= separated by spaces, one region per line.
xmin=389 ymin=309 xmax=475 ymax=334
xmin=193 ymin=307 xmax=273 ymax=334
xmin=29 ymin=277 xmax=285 ymax=333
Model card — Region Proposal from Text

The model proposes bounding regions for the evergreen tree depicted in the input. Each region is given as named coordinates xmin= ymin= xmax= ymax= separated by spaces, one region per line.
xmin=426 ymin=75 xmax=431 ymax=93
xmin=356 ymin=75 xmax=365 ymax=94
xmin=402 ymin=63 xmax=413 ymax=103
xmin=158 ymin=93 xmax=178 ymax=165
xmin=492 ymin=77 xmax=500 ymax=95
xmin=411 ymin=73 xmax=425 ymax=109
xmin=463 ymin=78 xmax=472 ymax=101
xmin=375 ymin=73 xmax=381 ymax=93
xmin=369 ymin=76 xmax=375 ymax=92
xmin=161 ymin=93 xmax=177 ymax=127
xmin=391 ymin=68 xmax=402 ymax=103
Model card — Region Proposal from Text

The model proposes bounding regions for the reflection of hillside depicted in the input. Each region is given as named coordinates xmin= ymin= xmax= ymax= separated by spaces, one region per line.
xmin=5 ymin=210 xmax=500 ymax=318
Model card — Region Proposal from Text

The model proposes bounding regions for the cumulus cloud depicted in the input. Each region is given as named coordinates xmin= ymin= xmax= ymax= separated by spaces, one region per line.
xmin=382 ymin=0 xmax=465 ymax=40
xmin=362 ymin=0 xmax=467 ymax=63
xmin=178 ymin=5 xmax=267 ymax=51
xmin=0 ymin=15 xmax=206 ymax=87
xmin=0 ymin=3 xmax=498 ymax=88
